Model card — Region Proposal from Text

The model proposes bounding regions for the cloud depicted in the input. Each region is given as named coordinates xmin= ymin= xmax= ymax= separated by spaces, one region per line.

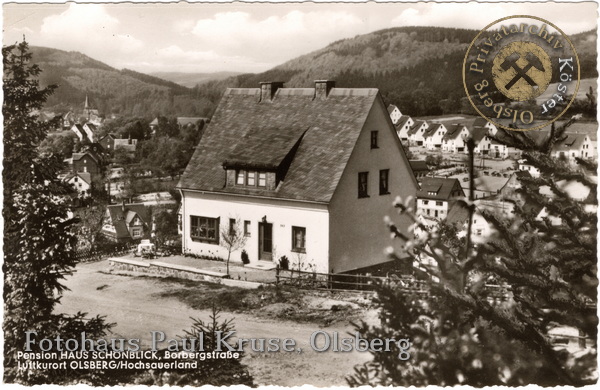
xmin=122 ymin=45 xmax=274 ymax=73
xmin=39 ymin=4 xmax=143 ymax=55
xmin=390 ymin=3 xmax=596 ymax=35
xmin=187 ymin=10 xmax=365 ymax=63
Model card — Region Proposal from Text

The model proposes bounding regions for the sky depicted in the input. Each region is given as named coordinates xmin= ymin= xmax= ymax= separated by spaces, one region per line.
xmin=2 ymin=1 xmax=598 ymax=74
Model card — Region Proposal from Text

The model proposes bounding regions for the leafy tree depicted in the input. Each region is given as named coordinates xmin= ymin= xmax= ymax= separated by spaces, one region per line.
xmin=220 ymin=218 xmax=248 ymax=276
xmin=73 ymin=204 xmax=107 ymax=250
xmin=38 ymin=132 xmax=75 ymax=158
xmin=156 ymin=116 xmax=180 ymax=138
xmin=3 ymin=40 xmax=112 ymax=384
xmin=153 ymin=207 xmax=178 ymax=248
xmin=349 ymin=123 xmax=597 ymax=386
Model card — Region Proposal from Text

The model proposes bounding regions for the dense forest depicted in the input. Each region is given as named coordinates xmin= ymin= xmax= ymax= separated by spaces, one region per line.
xmin=31 ymin=46 xmax=214 ymax=118
xmin=194 ymin=26 xmax=598 ymax=117
xmin=33 ymin=26 xmax=598 ymax=119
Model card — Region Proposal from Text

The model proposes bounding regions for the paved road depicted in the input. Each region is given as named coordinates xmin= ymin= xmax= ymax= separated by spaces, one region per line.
xmin=57 ymin=260 xmax=374 ymax=386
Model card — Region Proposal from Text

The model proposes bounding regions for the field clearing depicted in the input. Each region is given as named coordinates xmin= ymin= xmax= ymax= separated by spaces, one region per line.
xmin=535 ymin=77 xmax=596 ymax=104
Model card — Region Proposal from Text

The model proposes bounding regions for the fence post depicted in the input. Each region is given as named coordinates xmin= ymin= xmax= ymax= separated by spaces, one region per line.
xmin=275 ymin=265 xmax=280 ymax=285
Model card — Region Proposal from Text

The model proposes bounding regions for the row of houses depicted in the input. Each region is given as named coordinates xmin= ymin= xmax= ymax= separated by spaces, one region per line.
xmin=389 ymin=107 xmax=594 ymax=162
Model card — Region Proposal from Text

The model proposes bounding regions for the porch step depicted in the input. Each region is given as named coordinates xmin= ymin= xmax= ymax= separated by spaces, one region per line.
xmin=244 ymin=261 xmax=277 ymax=271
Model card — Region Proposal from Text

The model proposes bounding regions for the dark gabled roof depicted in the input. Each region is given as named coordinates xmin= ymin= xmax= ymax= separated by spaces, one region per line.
xmin=396 ymin=116 xmax=411 ymax=128
xmin=443 ymin=124 xmax=466 ymax=141
xmin=470 ymin=126 xmax=489 ymax=143
xmin=64 ymin=171 xmax=92 ymax=186
xmin=417 ymin=177 xmax=464 ymax=201
xmin=99 ymin=133 xmax=116 ymax=142
xmin=553 ymin=133 xmax=587 ymax=151
xmin=178 ymin=86 xmax=380 ymax=203
xmin=446 ymin=202 xmax=471 ymax=225
xmin=424 ymin=123 xmax=444 ymax=138
xmin=72 ymin=150 xmax=100 ymax=164
xmin=85 ymin=123 xmax=97 ymax=131
xmin=408 ymin=120 xmax=427 ymax=136
xmin=409 ymin=160 xmax=429 ymax=172
xmin=223 ymin=125 xmax=308 ymax=170
xmin=106 ymin=203 xmax=149 ymax=239
xmin=387 ymin=104 xmax=398 ymax=114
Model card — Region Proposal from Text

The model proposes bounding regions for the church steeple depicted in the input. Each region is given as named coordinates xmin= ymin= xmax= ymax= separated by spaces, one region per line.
xmin=84 ymin=94 xmax=90 ymax=120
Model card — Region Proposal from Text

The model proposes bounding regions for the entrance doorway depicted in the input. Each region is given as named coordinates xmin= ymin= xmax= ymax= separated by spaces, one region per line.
xmin=258 ymin=222 xmax=273 ymax=261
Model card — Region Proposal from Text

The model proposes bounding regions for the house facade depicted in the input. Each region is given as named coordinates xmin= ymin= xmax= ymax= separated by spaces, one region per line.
xmin=99 ymin=133 xmax=117 ymax=153
xmin=408 ymin=120 xmax=429 ymax=146
xmin=424 ymin=123 xmax=447 ymax=150
xmin=177 ymin=81 xmax=418 ymax=274
xmin=65 ymin=172 xmax=92 ymax=197
xmin=396 ymin=116 xmax=414 ymax=141
xmin=387 ymin=104 xmax=402 ymax=125
xmin=101 ymin=203 xmax=150 ymax=242
xmin=442 ymin=124 xmax=469 ymax=153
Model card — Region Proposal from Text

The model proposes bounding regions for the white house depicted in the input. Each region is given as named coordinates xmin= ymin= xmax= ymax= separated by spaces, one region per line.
xmin=65 ymin=172 xmax=92 ymax=197
xmin=518 ymin=159 xmax=541 ymax=178
xmin=387 ymin=104 xmax=402 ymax=125
xmin=408 ymin=120 xmax=429 ymax=146
xmin=551 ymin=133 xmax=593 ymax=162
xmin=82 ymin=123 xmax=97 ymax=143
xmin=442 ymin=124 xmax=470 ymax=153
xmin=416 ymin=177 xmax=465 ymax=220
xmin=424 ymin=123 xmax=447 ymax=150
xmin=396 ymin=116 xmax=414 ymax=141
xmin=177 ymin=81 xmax=418 ymax=274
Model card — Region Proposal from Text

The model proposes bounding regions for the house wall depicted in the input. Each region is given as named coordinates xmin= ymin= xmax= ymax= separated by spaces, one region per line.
xmin=73 ymin=156 xmax=101 ymax=175
xmin=328 ymin=96 xmax=418 ymax=273
xmin=416 ymin=199 xmax=450 ymax=219
xmin=180 ymin=190 xmax=330 ymax=273
xmin=397 ymin=118 xmax=414 ymax=140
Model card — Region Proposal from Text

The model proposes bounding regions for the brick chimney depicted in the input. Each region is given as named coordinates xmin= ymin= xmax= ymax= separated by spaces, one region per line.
xmin=259 ymin=81 xmax=284 ymax=102
xmin=314 ymin=80 xmax=335 ymax=100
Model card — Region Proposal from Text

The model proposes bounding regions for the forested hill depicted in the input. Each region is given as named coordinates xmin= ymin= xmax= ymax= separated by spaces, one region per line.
xmin=195 ymin=26 xmax=597 ymax=117
xmin=30 ymin=46 xmax=214 ymax=117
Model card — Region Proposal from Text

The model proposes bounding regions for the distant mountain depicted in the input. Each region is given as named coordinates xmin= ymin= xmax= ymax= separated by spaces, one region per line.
xmin=30 ymin=46 xmax=214 ymax=118
xmin=149 ymin=71 xmax=243 ymax=88
xmin=195 ymin=27 xmax=597 ymax=117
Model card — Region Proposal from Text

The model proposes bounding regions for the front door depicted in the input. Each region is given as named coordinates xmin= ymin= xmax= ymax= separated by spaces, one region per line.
xmin=258 ymin=222 xmax=273 ymax=261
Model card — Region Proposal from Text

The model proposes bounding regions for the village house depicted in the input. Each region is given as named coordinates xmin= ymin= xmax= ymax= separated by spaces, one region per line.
xmin=177 ymin=80 xmax=418 ymax=274
xmin=518 ymin=159 xmax=541 ymax=178
xmin=83 ymin=123 xmax=97 ymax=143
xmin=99 ymin=133 xmax=117 ymax=153
xmin=499 ymin=170 xmax=532 ymax=199
xmin=101 ymin=202 xmax=150 ymax=242
xmin=71 ymin=150 xmax=102 ymax=179
xmin=114 ymin=137 xmax=138 ymax=155
xmin=71 ymin=124 xmax=88 ymax=143
xmin=442 ymin=124 xmax=470 ymax=153
xmin=387 ymin=104 xmax=402 ymax=125
xmin=471 ymin=126 xmax=493 ymax=155
xmin=408 ymin=120 xmax=429 ymax=146
xmin=396 ymin=115 xmax=414 ymax=141
xmin=424 ymin=123 xmax=447 ymax=150
xmin=551 ymin=133 xmax=593 ymax=162
xmin=416 ymin=177 xmax=465 ymax=220
xmin=64 ymin=171 xmax=92 ymax=197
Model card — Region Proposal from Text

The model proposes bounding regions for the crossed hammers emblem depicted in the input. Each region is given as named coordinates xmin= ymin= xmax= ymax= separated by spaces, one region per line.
xmin=500 ymin=52 xmax=546 ymax=90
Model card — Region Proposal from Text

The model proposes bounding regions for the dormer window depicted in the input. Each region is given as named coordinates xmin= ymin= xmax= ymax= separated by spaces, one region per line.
xmin=258 ymin=172 xmax=267 ymax=187
xmin=247 ymin=171 xmax=256 ymax=186
xmin=236 ymin=170 xmax=245 ymax=185
xmin=428 ymin=191 xmax=437 ymax=196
